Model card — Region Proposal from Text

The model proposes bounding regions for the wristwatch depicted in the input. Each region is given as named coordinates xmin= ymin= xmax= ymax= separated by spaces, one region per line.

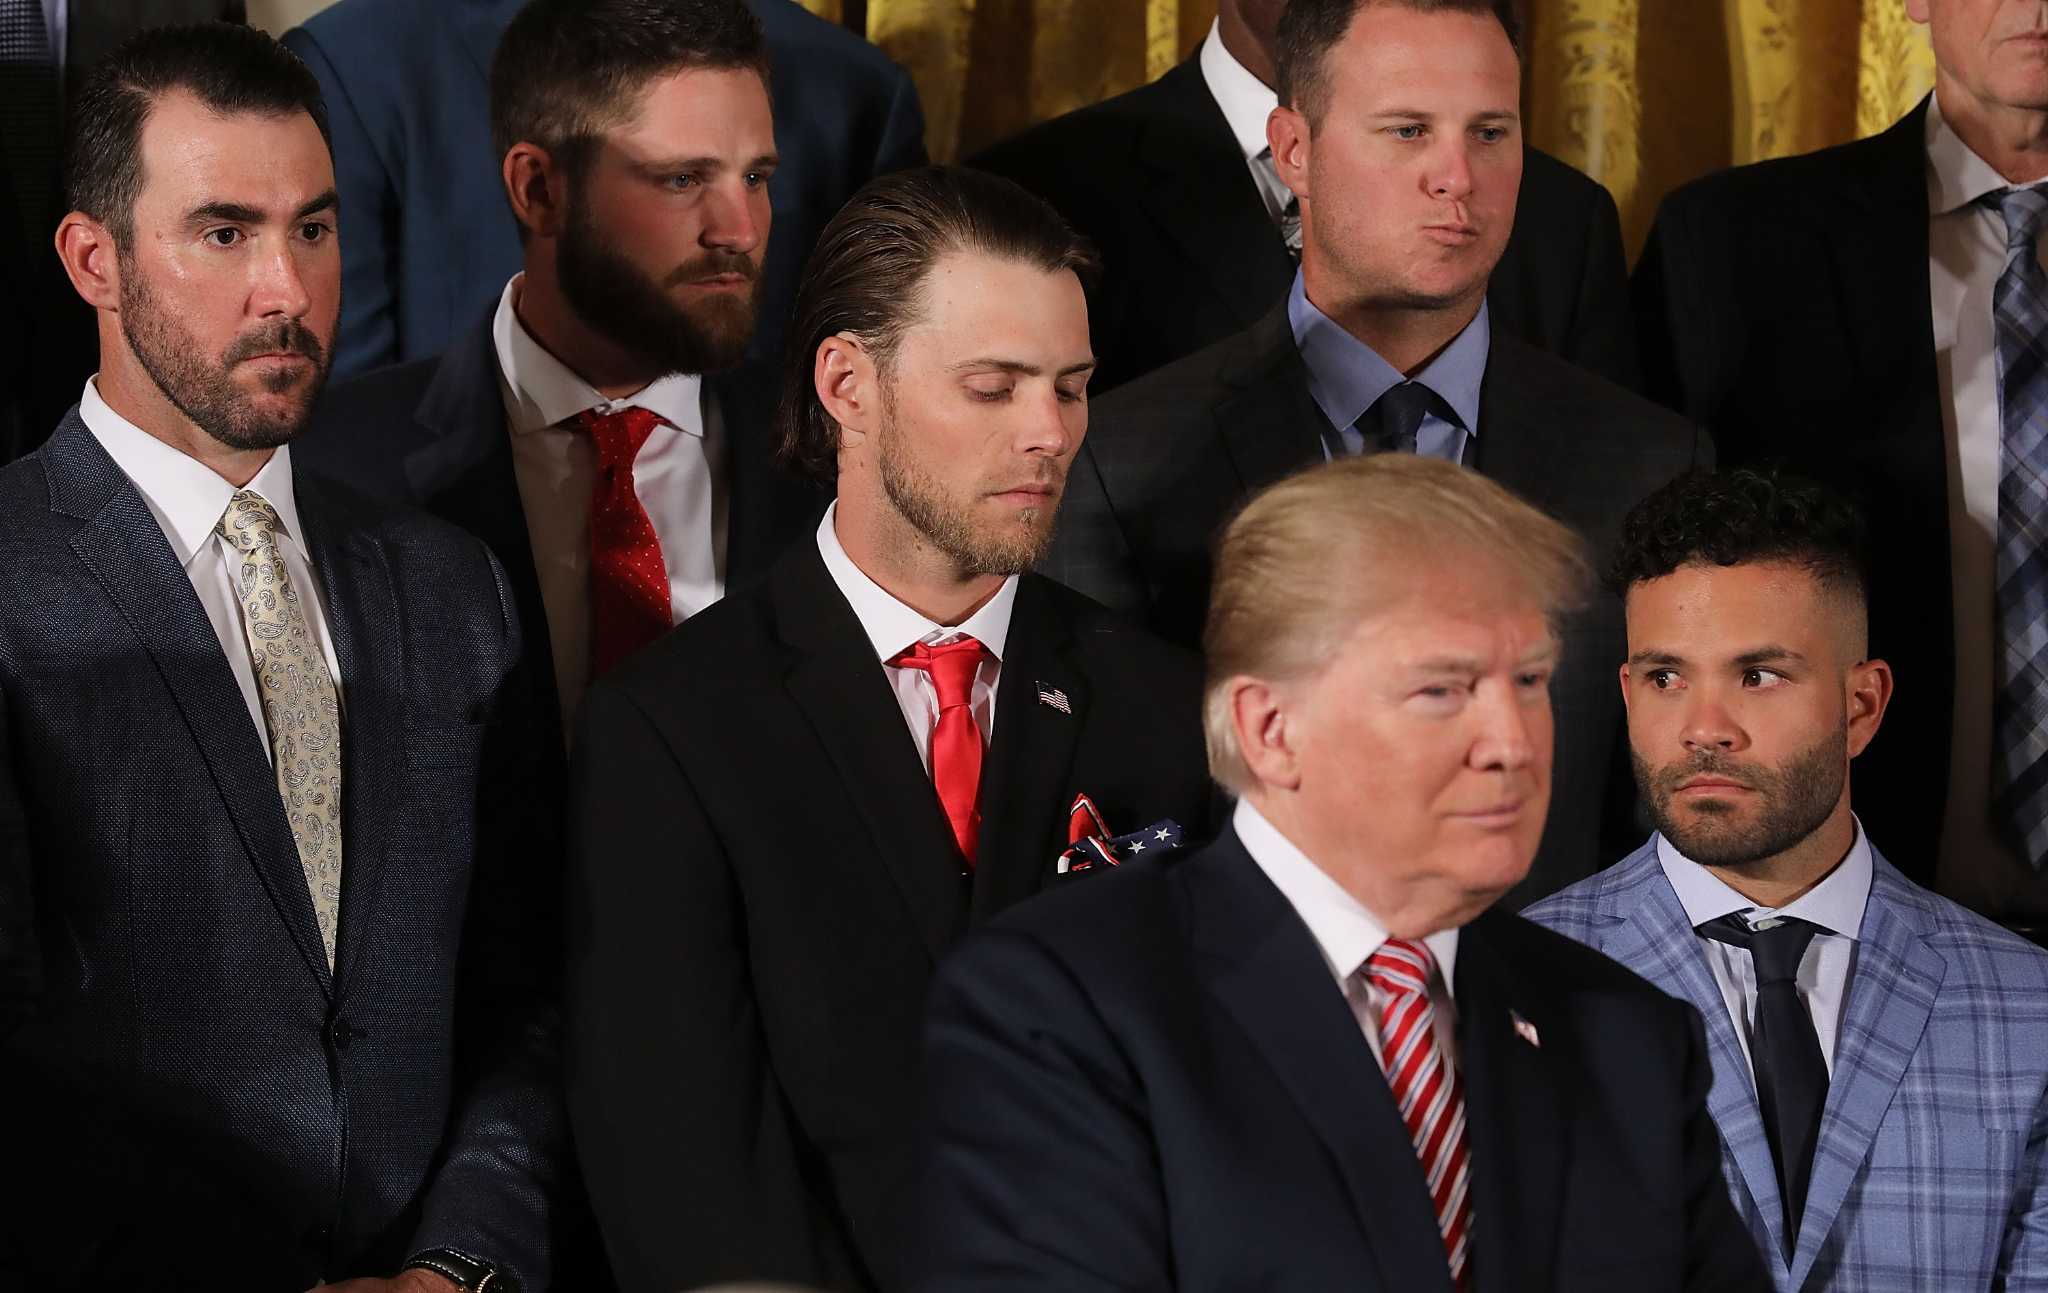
xmin=404 ymin=1247 xmax=511 ymax=1292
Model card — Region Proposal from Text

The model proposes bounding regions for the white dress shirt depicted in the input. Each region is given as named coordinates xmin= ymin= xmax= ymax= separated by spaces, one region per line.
xmin=78 ymin=378 xmax=344 ymax=755
xmin=1926 ymin=92 xmax=2048 ymax=891
xmin=1234 ymin=797 xmax=1461 ymax=1070
xmin=814 ymin=502 xmax=1017 ymax=772
xmin=491 ymin=276 xmax=727 ymax=726
xmin=1656 ymin=822 xmax=1874 ymax=1082
xmin=1198 ymin=20 xmax=1293 ymax=228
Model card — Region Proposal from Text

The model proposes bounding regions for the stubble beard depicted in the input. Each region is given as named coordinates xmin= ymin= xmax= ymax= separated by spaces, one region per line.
xmin=875 ymin=382 xmax=1063 ymax=578
xmin=557 ymin=190 xmax=759 ymax=377
xmin=1634 ymin=718 xmax=1849 ymax=868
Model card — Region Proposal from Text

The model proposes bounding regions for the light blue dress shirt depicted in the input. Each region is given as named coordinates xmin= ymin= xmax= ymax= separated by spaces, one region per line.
xmin=1286 ymin=270 xmax=1488 ymax=464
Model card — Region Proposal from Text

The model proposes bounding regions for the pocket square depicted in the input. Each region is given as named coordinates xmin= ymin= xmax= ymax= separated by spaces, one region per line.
xmin=1056 ymin=819 xmax=1185 ymax=875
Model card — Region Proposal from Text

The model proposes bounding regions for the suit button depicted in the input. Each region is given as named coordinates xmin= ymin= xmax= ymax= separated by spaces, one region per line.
xmin=328 ymin=1016 xmax=352 ymax=1051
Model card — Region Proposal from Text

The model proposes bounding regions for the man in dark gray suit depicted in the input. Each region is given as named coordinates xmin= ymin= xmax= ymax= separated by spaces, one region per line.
xmin=283 ymin=0 xmax=926 ymax=379
xmin=1046 ymin=0 xmax=1708 ymax=905
xmin=0 ymin=25 xmax=563 ymax=1289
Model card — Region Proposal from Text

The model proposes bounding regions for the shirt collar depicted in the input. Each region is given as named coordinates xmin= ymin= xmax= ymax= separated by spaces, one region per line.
xmin=1655 ymin=816 xmax=1875 ymax=941
xmin=1233 ymin=797 xmax=1460 ymax=988
xmin=490 ymin=274 xmax=705 ymax=438
xmin=1287 ymin=271 xmax=1489 ymax=437
xmin=1198 ymin=18 xmax=1279 ymax=164
xmin=78 ymin=377 xmax=305 ymax=570
xmin=1925 ymin=88 xmax=2043 ymax=216
xmin=814 ymin=501 xmax=1018 ymax=664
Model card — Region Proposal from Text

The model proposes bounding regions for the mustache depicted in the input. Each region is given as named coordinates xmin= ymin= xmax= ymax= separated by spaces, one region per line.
xmin=665 ymin=250 xmax=759 ymax=285
xmin=225 ymin=319 xmax=325 ymax=367
xmin=1654 ymin=752 xmax=1759 ymax=792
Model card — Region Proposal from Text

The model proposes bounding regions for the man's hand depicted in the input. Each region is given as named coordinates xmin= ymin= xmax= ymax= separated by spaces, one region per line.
xmin=315 ymin=1270 xmax=462 ymax=1293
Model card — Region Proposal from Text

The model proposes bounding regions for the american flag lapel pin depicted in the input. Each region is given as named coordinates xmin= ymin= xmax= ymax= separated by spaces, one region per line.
xmin=1510 ymin=1009 xmax=1541 ymax=1050
xmin=1036 ymin=681 xmax=1072 ymax=714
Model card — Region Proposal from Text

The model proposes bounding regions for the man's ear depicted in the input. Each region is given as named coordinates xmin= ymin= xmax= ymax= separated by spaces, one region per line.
xmin=502 ymin=141 xmax=568 ymax=241
xmin=1267 ymin=104 xmax=1312 ymax=203
xmin=1231 ymin=676 xmax=1305 ymax=792
xmin=814 ymin=335 xmax=878 ymax=454
xmin=1845 ymin=656 xmax=1894 ymax=760
xmin=55 ymin=212 xmax=120 ymax=311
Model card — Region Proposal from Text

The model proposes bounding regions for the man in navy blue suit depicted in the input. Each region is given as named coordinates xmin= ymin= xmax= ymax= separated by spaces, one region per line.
xmin=283 ymin=0 xmax=926 ymax=379
xmin=0 ymin=23 xmax=563 ymax=1290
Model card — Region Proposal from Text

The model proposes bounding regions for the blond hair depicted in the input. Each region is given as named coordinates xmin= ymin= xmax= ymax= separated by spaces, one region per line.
xmin=1202 ymin=455 xmax=1590 ymax=794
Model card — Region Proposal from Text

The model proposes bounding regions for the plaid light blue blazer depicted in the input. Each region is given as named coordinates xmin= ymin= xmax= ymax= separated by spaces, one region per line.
xmin=1525 ymin=838 xmax=2048 ymax=1291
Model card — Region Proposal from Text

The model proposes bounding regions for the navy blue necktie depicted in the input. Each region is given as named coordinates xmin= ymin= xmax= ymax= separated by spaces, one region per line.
xmin=1341 ymin=381 xmax=1435 ymax=458
xmin=1699 ymin=912 xmax=1827 ymax=1258
xmin=1989 ymin=186 xmax=2048 ymax=872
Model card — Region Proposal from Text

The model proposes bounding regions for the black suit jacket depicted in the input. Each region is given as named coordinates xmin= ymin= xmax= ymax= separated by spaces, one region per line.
xmin=1633 ymin=98 xmax=1959 ymax=891
xmin=0 ymin=416 xmax=564 ymax=1289
xmin=970 ymin=55 xmax=1637 ymax=394
xmin=564 ymin=541 xmax=1218 ymax=1293
xmin=910 ymin=827 xmax=1770 ymax=1292
xmin=283 ymin=0 xmax=926 ymax=379
xmin=296 ymin=314 xmax=825 ymax=750
xmin=0 ymin=1 xmax=246 ymax=464
xmin=1045 ymin=304 xmax=1709 ymax=903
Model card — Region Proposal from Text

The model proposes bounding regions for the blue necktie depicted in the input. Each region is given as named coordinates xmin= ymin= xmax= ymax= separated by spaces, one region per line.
xmin=1329 ymin=381 xmax=1435 ymax=458
xmin=1989 ymin=186 xmax=2048 ymax=872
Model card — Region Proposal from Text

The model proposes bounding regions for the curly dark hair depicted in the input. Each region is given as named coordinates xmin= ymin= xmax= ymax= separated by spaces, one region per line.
xmin=1611 ymin=467 xmax=1869 ymax=605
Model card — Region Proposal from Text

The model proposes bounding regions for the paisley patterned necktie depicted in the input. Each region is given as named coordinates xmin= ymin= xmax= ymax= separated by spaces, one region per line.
xmin=217 ymin=489 xmax=344 ymax=966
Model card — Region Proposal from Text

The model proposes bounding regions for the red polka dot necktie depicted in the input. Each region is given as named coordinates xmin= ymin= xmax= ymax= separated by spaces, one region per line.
xmin=1364 ymin=939 xmax=1473 ymax=1287
xmin=576 ymin=405 xmax=672 ymax=677
xmin=889 ymin=636 xmax=990 ymax=865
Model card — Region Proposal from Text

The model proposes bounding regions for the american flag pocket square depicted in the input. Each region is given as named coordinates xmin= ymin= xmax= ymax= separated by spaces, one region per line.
xmin=1056 ymin=819 xmax=1184 ymax=875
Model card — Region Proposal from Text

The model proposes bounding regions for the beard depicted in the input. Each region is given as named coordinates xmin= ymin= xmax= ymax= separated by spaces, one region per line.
xmin=557 ymin=192 xmax=760 ymax=377
xmin=119 ymin=261 xmax=329 ymax=452
xmin=1633 ymin=717 xmax=1848 ymax=868
xmin=876 ymin=383 xmax=1065 ymax=578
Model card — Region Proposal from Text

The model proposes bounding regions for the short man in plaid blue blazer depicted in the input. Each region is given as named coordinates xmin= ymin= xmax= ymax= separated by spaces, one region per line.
xmin=1526 ymin=468 xmax=2048 ymax=1291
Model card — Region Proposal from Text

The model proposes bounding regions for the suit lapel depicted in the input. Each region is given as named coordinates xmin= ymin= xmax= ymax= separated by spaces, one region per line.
xmin=296 ymin=480 xmax=405 ymax=994
xmin=1454 ymin=911 xmax=1568 ymax=1293
xmin=772 ymin=546 xmax=968 ymax=960
xmin=1132 ymin=60 xmax=1296 ymax=329
xmin=1788 ymin=855 xmax=1943 ymax=1288
xmin=969 ymin=576 xmax=1090 ymax=922
xmin=48 ymin=421 xmax=333 ymax=995
xmin=404 ymin=318 xmax=564 ymax=745
xmin=1189 ymin=833 xmax=1454 ymax=1293
xmin=1595 ymin=853 xmax=1789 ymax=1263
xmin=1214 ymin=303 xmax=1332 ymax=495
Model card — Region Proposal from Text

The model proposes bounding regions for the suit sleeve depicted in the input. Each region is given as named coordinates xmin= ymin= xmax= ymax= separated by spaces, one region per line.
xmin=1041 ymin=442 xmax=1149 ymax=617
xmin=283 ymin=26 xmax=402 ymax=379
xmin=1674 ymin=1002 xmax=1775 ymax=1292
xmin=1562 ymin=175 xmax=1640 ymax=391
xmin=1999 ymin=1078 xmax=2048 ymax=1287
xmin=907 ymin=927 xmax=1172 ymax=1293
xmin=565 ymin=681 xmax=865 ymax=1293
xmin=408 ymin=545 xmax=569 ymax=1290
xmin=0 ymin=668 xmax=36 ymax=1037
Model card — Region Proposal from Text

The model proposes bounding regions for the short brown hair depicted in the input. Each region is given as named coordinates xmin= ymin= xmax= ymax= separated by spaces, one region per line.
xmin=1276 ymin=0 xmax=1521 ymax=126
xmin=1203 ymin=455 xmax=1587 ymax=794
xmin=775 ymin=164 xmax=1099 ymax=483
xmin=489 ymin=0 xmax=768 ymax=178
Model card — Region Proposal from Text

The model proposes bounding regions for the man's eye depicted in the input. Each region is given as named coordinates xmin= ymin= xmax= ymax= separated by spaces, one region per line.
xmin=667 ymin=174 xmax=698 ymax=191
xmin=1742 ymin=668 xmax=1785 ymax=688
xmin=205 ymin=228 xmax=242 ymax=247
xmin=1056 ymin=386 xmax=1086 ymax=405
xmin=1475 ymin=127 xmax=1508 ymax=144
xmin=1648 ymin=670 xmax=1679 ymax=690
xmin=300 ymin=222 xmax=330 ymax=242
xmin=744 ymin=171 xmax=769 ymax=189
xmin=968 ymin=387 xmax=1012 ymax=403
xmin=1391 ymin=125 xmax=1426 ymax=141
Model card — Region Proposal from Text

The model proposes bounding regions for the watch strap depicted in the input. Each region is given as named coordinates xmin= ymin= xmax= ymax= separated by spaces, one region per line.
xmin=403 ymin=1246 xmax=504 ymax=1291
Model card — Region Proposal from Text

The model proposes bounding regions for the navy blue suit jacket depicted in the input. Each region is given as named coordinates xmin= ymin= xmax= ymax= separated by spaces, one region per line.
xmin=283 ymin=0 xmax=928 ymax=380
xmin=911 ymin=828 xmax=1771 ymax=1292
xmin=0 ymin=416 xmax=566 ymax=1288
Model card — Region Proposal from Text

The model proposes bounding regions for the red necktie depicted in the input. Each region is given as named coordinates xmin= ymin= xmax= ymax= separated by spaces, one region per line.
xmin=1365 ymin=939 xmax=1473 ymax=1286
xmin=577 ymin=406 xmax=672 ymax=677
xmin=889 ymin=636 xmax=989 ymax=865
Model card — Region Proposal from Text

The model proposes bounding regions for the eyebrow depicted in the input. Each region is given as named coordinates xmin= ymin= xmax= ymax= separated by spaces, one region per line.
xmin=1627 ymin=645 xmax=1808 ymax=669
xmin=947 ymin=358 xmax=1099 ymax=379
xmin=1408 ymin=645 xmax=1560 ymax=675
xmin=185 ymin=189 xmax=338 ymax=225
xmin=635 ymin=152 xmax=780 ymax=175
xmin=1371 ymin=108 xmax=1520 ymax=123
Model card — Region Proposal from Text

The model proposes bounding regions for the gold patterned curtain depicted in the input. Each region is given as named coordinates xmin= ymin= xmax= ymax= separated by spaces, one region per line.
xmin=798 ymin=0 xmax=1934 ymax=261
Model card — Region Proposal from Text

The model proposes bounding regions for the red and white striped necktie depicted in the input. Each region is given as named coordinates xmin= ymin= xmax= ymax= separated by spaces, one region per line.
xmin=1364 ymin=938 xmax=1473 ymax=1285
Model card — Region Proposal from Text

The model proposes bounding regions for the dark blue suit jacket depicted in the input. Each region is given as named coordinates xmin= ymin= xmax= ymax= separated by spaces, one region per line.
xmin=0 ymin=416 xmax=566 ymax=1289
xmin=910 ymin=828 xmax=1773 ymax=1292
xmin=283 ymin=0 xmax=928 ymax=380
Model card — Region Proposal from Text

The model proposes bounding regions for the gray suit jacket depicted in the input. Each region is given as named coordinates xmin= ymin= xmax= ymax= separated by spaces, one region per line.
xmin=1044 ymin=302 xmax=1712 ymax=904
